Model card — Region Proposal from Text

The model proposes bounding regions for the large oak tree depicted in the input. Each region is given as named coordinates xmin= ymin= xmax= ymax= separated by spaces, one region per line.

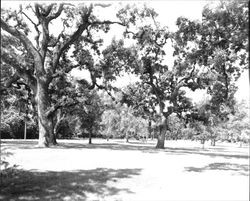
xmin=1 ymin=3 xmax=135 ymax=147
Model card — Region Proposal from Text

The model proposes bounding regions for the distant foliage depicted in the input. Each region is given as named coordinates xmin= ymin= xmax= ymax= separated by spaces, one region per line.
xmin=167 ymin=114 xmax=185 ymax=140
xmin=0 ymin=109 xmax=37 ymax=139
xmin=101 ymin=105 xmax=148 ymax=141
xmin=218 ymin=101 xmax=250 ymax=144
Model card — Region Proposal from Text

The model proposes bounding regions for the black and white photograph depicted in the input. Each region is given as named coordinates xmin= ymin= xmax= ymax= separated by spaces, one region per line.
xmin=0 ymin=0 xmax=249 ymax=200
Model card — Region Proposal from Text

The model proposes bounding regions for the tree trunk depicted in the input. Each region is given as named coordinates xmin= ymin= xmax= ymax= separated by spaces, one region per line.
xmin=156 ymin=125 xmax=166 ymax=149
xmin=89 ymin=130 xmax=92 ymax=144
xmin=51 ymin=110 xmax=65 ymax=146
xmin=156 ymin=116 xmax=168 ymax=149
xmin=24 ymin=121 xmax=27 ymax=140
xmin=36 ymin=80 xmax=53 ymax=147
xmin=126 ymin=131 xmax=129 ymax=143
xmin=148 ymin=119 xmax=152 ymax=139
xmin=49 ymin=131 xmax=57 ymax=145
xmin=211 ymin=139 xmax=216 ymax=146
xmin=201 ymin=139 xmax=205 ymax=149
xmin=50 ymin=116 xmax=57 ymax=145
xmin=155 ymin=100 xmax=170 ymax=149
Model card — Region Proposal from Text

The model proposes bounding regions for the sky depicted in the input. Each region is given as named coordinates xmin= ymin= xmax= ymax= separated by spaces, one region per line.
xmin=1 ymin=1 xmax=249 ymax=103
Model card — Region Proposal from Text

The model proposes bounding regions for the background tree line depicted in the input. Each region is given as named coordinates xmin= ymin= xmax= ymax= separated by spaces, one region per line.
xmin=1 ymin=1 xmax=249 ymax=148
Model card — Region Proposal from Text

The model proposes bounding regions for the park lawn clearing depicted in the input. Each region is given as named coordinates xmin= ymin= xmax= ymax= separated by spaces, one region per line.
xmin=1 ymin=139 xmax=249 ymax=201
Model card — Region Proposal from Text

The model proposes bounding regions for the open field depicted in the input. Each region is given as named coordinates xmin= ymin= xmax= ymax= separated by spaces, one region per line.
xmin=0 ymin=139 xmax=249 ymax=201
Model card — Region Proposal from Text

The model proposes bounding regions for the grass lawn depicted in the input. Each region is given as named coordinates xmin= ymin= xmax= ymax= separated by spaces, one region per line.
xmin=0 ymin=139 xmax=249 ymax=201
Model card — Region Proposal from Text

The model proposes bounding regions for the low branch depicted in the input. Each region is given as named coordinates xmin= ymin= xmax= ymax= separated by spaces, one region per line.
xmin=46 ymin=101 xmax=79 ymax=118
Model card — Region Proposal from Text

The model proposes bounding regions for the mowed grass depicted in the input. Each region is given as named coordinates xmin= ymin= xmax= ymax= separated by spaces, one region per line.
xmin=0 ymin=139 xmax=249 ymax=201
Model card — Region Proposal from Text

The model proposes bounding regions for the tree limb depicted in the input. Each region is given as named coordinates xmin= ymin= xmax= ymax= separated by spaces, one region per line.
xmin=47 ymin=4 xmax=64 ymax=22
xmin=94 ymin=3 xmax=111 ymax=8
xmin=1 ymin=19 xmax=42 ymax=63
xmin=51 ymin=5 xmax=93 ymax=73
xmin=91 ymin=20 xmax=124 ymax=27
xmin=1 ymin=50 xmax=37 ymax=93
xmin=95 ymin=83 xmax=117 ymax=102
xmin=46 ymin=101 xmax=79 ymax=118
xmin=21 ymin=10 xmax=41 ymax=49
xmin=177 ymin=64 xmax=196 ymax=86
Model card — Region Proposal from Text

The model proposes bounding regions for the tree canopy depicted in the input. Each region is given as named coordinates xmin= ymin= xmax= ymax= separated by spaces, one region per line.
xmin=1 ymin=1 xmax=248 ymax=148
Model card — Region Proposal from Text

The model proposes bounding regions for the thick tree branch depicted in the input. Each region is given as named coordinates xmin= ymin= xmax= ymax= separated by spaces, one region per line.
xmin=43 ymin=4 xmax=56 ymax=17
xmin=1 ymin=19 xmax=41 ymax=62
xmin=94 ymin=3 xmax=111 ymax=8
xmin=51 ymin=6 xmax=93 ymax=73
xmin=1 ymin=50 xmax=37 ymax=93
xmin=47 ymin=4 xmax=64 ymax=22
xmin=34 ymin=4 xmax=41 ymax=17
xmin=46 ymin=101 xmax=79 ymax=118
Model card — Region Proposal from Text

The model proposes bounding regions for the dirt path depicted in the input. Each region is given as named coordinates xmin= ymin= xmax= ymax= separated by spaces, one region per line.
xmin=1 ymin=139 xmax=249 ymax=201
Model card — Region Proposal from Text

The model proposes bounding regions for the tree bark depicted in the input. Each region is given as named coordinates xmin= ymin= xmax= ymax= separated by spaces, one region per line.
xmin=156 ymin=125 xmax=166 ymax=149
xmin=51 ymin=110 xmax=65 ymax=146
xmin=156 ymin=115 xmax=168 ymax=149
xmin=36 ymin=80 xmax=54 ymax=147
xmin=49 ymin=130 xmax=57 ymax=145
xmin=24 ymin=121 xmax=27 ymax=140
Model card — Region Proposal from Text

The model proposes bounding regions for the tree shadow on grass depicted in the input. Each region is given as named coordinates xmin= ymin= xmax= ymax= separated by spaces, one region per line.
xmin=1 ymin=140 xmax=37 ymax=150
xmin=184 ymin=162 xmax=249 ymax=176
xmin=2 ymin=140 xmax=249 ymax=159
xmin=0 ymin=168 xmax=141 ymax=201
xmin=58 ymin=142 xmax=249 ymax=159
xmin=163 ymin=147 xmax=249 ymax=159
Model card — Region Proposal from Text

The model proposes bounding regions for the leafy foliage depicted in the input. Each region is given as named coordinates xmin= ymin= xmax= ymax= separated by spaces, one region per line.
xmin=101 ymin=104 xmax=148 ymax=141
xmin=174 ymin=0 xmax=248 ymax=116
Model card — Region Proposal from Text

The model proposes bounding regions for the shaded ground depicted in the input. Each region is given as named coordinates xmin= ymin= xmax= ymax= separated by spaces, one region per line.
xmin=0 ymin=168 xmax=140 ymax=201
xmin=1 ymin=139 xmax=249 ymax=201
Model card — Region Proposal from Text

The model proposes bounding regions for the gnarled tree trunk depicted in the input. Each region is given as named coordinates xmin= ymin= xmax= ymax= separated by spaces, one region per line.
xmin=36 ymin=79 xmax=54 ymax=147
